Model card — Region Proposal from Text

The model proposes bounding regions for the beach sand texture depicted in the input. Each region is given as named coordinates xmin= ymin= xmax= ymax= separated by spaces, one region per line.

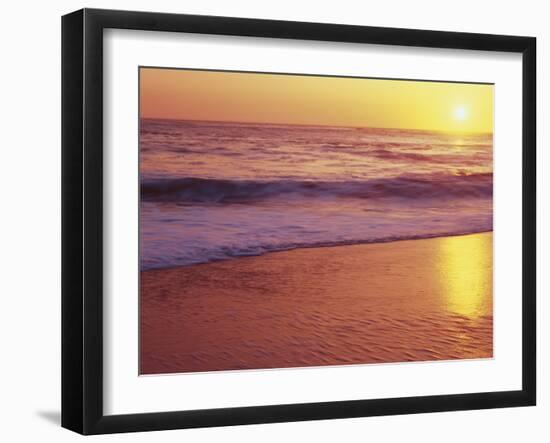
xmin=140 ymin=232 xmax=492 ymax=375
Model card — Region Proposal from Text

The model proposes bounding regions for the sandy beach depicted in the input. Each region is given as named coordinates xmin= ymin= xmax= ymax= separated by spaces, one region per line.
xmin=140 ymin=232 xmax=492 ymax=375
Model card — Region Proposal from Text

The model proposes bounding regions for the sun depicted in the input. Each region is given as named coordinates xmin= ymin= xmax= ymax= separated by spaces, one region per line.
xmin=453 ymin=105 xmax=468 ymax=121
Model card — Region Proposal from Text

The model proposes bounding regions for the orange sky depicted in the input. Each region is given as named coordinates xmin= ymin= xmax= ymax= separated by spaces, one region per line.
xmin=140 ymin=67 xmax=493 ymax=133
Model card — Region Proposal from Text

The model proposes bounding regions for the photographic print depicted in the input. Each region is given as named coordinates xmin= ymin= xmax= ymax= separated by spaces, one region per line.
xmin=139 ymin=67 xmax=493 ymax=375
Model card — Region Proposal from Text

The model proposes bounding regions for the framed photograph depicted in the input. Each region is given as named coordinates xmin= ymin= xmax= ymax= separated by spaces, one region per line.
xmin=62 ymin=8 xmax=536 ymax=435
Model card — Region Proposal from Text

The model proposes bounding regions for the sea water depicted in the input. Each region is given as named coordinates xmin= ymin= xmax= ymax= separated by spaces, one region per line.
xmin=140 ymin=119 xmax=492 ymax=270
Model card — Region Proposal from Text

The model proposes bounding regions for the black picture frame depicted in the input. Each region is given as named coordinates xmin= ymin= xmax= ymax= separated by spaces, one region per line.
xmin=62 ymin=8 xmax=536 ymax=435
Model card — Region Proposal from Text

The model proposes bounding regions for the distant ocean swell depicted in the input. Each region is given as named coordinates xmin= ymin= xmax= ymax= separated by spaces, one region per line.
xmin=141 ymin=173 xmax=492 ymax=204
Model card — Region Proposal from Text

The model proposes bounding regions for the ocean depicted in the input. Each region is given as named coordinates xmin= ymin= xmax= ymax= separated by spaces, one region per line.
xmin=140 ymin=119 xmax=493 ymax=271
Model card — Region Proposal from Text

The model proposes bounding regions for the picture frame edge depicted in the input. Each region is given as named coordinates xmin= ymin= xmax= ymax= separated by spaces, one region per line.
xmin=61 ymin=8 xmax=537 ymax=435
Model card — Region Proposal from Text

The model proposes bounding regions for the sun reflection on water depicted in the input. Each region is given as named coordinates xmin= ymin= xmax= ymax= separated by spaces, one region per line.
xmin=437 ymin=234 xmax=492 ymax=318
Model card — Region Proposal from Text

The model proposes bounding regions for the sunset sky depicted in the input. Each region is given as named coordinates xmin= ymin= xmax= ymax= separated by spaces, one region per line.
xmin=140 ymin=67 xmax=494 ymax=133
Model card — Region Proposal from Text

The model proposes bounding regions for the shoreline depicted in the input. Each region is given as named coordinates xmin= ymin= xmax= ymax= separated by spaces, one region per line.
xmin=140 ymin=231 xmax=493 ymax=375
xmin=141 ymin=229 xmax=493 ymax=272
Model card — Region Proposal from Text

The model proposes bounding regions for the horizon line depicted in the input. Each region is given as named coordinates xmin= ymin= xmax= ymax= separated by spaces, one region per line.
xmin=139 ymin=116 xmax=494 ymax=136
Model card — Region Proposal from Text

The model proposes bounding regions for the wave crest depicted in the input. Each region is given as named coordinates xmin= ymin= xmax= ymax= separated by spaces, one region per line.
xmin=141 ymin=173 xmax=492 ymax=203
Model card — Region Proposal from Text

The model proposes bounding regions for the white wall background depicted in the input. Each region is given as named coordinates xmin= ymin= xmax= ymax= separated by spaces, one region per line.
xmin=0 ymin=0 xmax=546 ymax=441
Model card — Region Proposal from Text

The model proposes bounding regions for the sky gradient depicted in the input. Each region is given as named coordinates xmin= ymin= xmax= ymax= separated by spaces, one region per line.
xmin=140 ymin=67 xmax=494 ymax=133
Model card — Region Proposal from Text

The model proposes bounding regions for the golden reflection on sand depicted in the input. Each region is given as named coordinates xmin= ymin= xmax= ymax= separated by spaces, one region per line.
xmin=437 ymin=234 xmax=492 ymax=319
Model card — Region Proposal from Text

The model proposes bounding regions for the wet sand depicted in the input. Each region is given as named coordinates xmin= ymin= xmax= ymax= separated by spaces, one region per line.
xmin=140 ymin=232 xmax=492 ymax=375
